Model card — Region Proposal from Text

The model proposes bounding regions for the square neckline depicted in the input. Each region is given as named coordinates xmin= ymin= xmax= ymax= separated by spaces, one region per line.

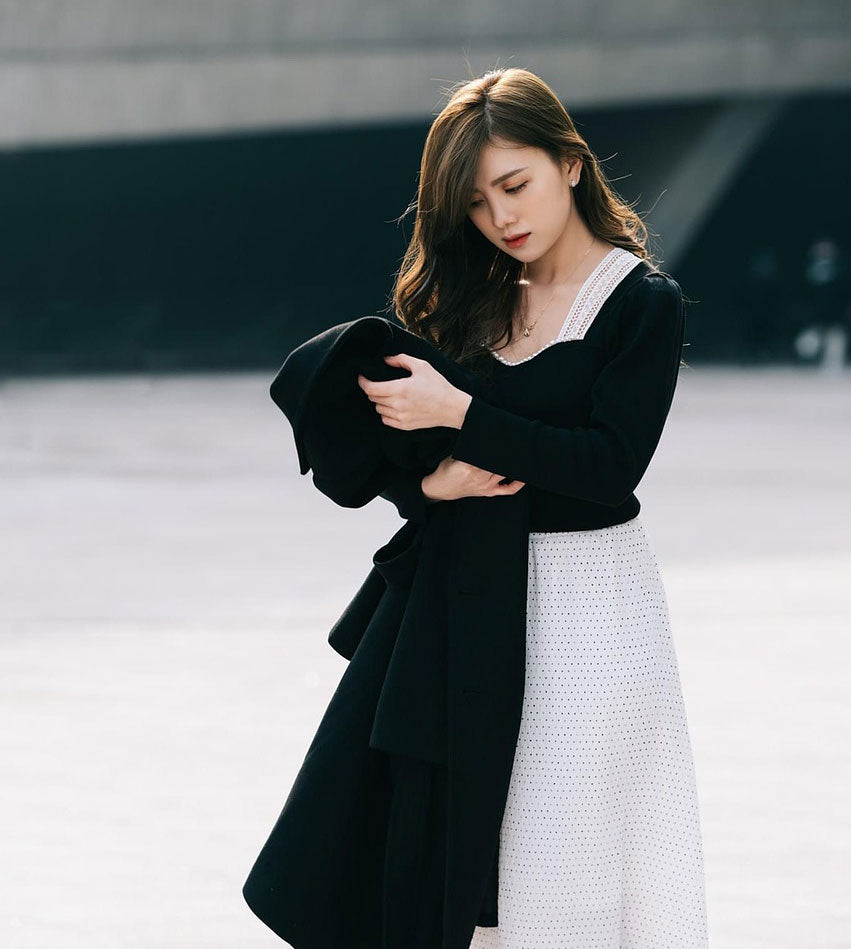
xmin=488 ymin=246 xmax=638 ymax=367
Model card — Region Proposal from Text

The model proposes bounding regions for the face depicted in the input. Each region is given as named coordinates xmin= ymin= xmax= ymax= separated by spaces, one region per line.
xmin=467 ymin=138 xmax=580 ymax=258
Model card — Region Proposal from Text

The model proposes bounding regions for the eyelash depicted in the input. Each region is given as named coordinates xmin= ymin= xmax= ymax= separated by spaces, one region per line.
xmin=469 ymin=181 xmax=527 ymax=210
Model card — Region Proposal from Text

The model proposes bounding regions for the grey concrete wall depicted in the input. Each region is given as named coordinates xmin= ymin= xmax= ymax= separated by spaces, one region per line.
xmin=0 ymin=0 xmax=849 ymax=148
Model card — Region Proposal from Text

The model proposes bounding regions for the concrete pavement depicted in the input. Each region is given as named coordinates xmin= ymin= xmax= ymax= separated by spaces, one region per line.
xmin=1 ymin=365 xmax=849 ymax=947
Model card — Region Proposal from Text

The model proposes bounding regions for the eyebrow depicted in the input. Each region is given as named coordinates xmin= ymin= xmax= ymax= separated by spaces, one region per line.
xmin=471 ymin=166 xmax=528 ymax=195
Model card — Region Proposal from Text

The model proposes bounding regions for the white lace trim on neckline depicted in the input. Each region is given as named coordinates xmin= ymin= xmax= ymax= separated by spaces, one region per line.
xmin=488 ymin=247 xmax=644 ymax=366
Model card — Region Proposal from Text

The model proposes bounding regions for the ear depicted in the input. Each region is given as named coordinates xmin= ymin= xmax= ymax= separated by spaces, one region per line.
xmin=567 ymin=157 xmax=582 ymax=186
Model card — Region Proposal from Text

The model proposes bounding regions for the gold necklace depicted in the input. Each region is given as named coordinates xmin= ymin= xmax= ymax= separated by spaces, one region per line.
xmin=520 ymin=236 xmax=597 ymax=338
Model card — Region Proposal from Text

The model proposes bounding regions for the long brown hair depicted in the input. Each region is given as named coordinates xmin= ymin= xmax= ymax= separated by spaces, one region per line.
xmin=386 ymin=67 xmax=663 ymax=375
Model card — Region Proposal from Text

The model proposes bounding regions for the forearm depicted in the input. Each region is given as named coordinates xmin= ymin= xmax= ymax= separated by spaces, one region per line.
xmin=422 ymin=473 xmax=441 ymax=504
xmin=449 ymin=396 xmax=654 ymax=505
xmin=449 ymin=390 xmax=474 ymax=430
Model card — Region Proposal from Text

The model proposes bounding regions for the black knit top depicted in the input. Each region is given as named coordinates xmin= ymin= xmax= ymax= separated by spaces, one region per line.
xmin=381 ymin=250 xmax=686 ymax=533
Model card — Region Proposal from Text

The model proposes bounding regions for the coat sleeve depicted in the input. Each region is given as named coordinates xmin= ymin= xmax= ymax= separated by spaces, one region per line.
xmin=378 ymin=469 xmax=440 ymax=524
xmin=448 ymin=273 xmax=686 ymax=506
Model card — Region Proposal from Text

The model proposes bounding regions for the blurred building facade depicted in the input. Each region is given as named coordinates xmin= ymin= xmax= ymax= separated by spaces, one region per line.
xmin=1 ymin=0 xmax=849 ymax=372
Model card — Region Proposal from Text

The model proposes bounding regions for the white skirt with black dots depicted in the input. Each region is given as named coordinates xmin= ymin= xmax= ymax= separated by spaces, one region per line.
xmin=469 ymin=514 xmax=709 ymax=949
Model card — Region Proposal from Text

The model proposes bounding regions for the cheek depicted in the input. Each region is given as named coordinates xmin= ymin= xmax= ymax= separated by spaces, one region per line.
xmin=530 ymin=188 xmax=568 ymax=229
xmin=469 ymin=211 xmax=496 ymax=240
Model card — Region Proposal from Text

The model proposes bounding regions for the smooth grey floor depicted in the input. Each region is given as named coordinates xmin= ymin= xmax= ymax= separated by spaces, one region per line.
xmin=1 ymin=365 xmax=849 ymax=948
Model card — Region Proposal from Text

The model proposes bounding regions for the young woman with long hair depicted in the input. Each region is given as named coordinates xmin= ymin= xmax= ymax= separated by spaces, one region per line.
xmin=358 ymin=67 xmax=709 ymax=947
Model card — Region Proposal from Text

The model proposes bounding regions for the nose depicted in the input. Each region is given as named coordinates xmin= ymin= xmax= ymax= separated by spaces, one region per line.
xmin=490 ymin=201 xmax=516 ymax=231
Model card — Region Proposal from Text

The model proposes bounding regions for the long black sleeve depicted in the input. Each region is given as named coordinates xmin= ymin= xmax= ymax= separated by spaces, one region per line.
xmin=378 ymin=469 xmax=440 ymax=524
xmin=449 ymin=273 xmax=686 ymax=506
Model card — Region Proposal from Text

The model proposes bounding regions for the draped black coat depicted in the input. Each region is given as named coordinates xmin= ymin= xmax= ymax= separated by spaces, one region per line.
xmin=241 ymin=265 xmax=686 ymax=949
xmin=241 ymin=315 xmax=531 ymax=949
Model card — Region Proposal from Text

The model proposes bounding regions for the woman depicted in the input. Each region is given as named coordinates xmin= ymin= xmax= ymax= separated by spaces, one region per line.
xmin=357 ymin=67 xmax=709 ymax=947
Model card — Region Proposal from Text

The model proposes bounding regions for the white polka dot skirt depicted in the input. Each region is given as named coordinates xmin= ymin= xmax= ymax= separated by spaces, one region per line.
xmin=469 ymin=514 xmax=709 ymax=948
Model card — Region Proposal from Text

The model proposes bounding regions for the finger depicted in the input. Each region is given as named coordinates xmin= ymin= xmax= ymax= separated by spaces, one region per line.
xmin=491 ymin=480 xmax=525 ymax=494
xmin=383 ymin=353 xmax=419 ymax=369
xmin=359 ymin=377 xmax=398 ymax=396
xmin=358 ymin=374 xmax=402 ymax=396
xmin=372 ymin=402 xmax=402 ymax=421
xmin=377 ymin=410 xmax=408 ymax=429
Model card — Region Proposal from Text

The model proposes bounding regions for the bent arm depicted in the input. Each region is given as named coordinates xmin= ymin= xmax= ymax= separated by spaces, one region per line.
xmin=449 ymin=274 xmax=686 ymax=506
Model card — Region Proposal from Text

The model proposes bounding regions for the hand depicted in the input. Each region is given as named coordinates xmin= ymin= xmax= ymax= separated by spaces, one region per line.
xmin=357 ymin=353 xmax=470 ymax=430
xmin=422 ymin=456 xmax=526 ymax=502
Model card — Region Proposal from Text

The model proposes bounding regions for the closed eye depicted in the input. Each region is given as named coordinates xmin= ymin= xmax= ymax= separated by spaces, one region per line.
xmin=469 ymin=181 xmax=527 ymax=210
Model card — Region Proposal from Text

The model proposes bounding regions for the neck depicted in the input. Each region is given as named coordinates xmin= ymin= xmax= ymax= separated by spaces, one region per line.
xmin=524 ymin=221 xmax=598 ymax=287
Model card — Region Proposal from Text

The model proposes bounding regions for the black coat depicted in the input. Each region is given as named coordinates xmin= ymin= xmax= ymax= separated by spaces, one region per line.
xmin=242 ymin=316 xmax=532 ymax=949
